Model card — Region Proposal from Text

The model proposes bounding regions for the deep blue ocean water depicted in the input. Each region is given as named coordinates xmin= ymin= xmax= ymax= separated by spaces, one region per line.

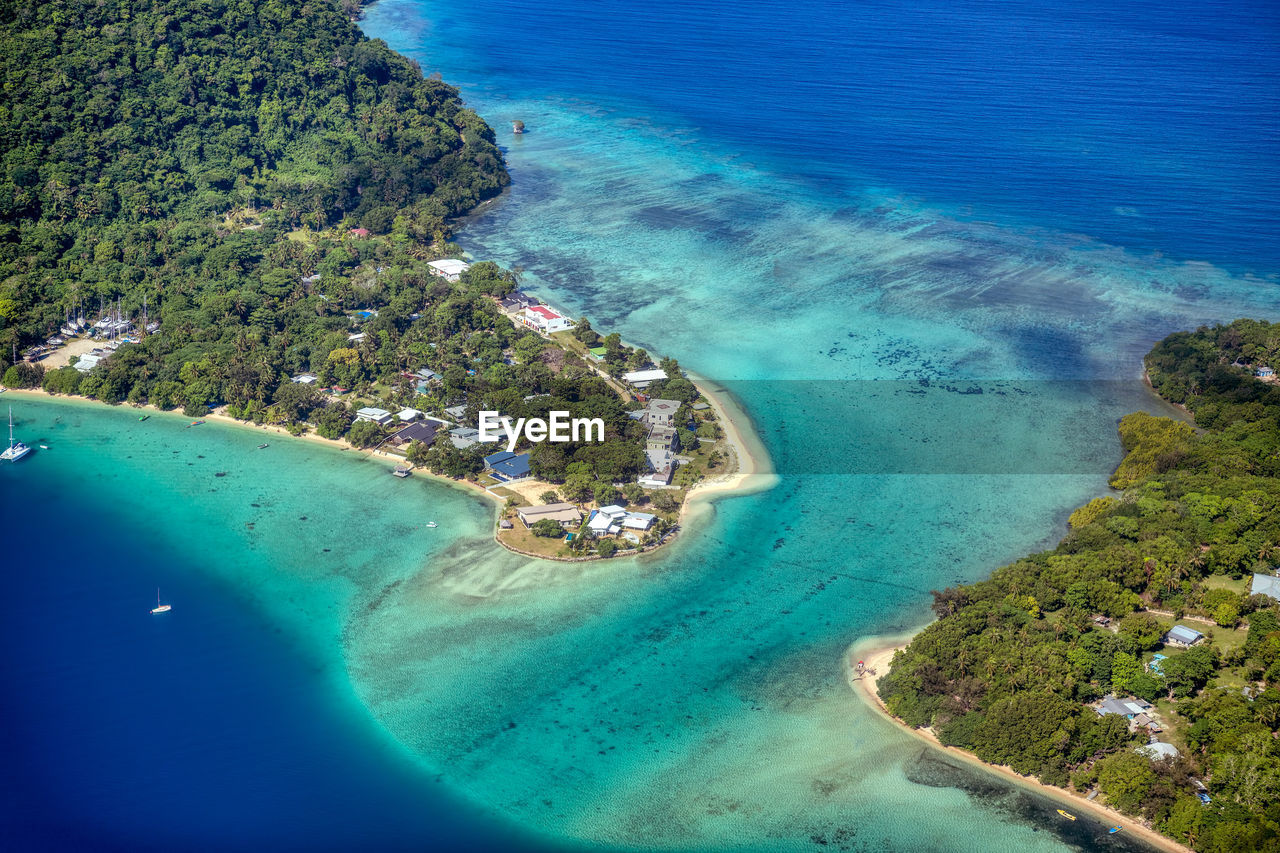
xmin=4 ymin=1 xmax=1278 ymax=851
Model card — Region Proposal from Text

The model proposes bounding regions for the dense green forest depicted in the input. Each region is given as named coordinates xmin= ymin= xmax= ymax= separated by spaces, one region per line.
xmin=880 ymin=319 xmax=1280 ymax=852
xmin=0 ymin=0 xmax=507 ymax=346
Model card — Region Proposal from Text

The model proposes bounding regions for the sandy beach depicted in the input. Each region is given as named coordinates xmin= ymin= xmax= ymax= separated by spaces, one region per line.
xmin=683 ymin=374 xmax=776 ymax=507
xmin=845 ymin=637 xmax=1192 ymax=853
xmin=3 ymin=375 xmax=769 ymax=545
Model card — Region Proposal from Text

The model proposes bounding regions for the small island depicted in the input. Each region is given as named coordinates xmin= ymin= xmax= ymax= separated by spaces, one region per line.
xmin=867 ymin=319 xmax=1280 ymax=852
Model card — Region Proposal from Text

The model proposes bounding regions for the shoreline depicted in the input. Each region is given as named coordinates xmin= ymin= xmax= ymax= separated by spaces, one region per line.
xmin=845 ymin=637 xmax=1192 ymax=853
xmin=4 ymin=376 xmax=768 ymax=559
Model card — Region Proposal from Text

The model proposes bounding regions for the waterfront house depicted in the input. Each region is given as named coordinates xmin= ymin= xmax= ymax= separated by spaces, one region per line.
xmin=387 ymin=421 xmax=439 ymax=449
xmin=588 ymin=346 xmax=608 ymax=361
xmin=645 ymin=398 xmax=681 ymax=428
xmin=516 ymin=502 xmax=582 ymax=529
xmin=639 ymin=462 xmax=675 ymax=489
xmin=1165 ymin=625 xmax=1204 ymax=647
xmin=623 ymin=368 xmax=667 ymax=389
xmin=498 ymin=292 xmax=539 ymax=311
xmin=1251 ymin=572 xmax=1280 ymax=602
xmin=484 ymin=450 xmax=532 ymax=482
xmin=621 ymin=512 xmax=657 ymax=531
xmin=428 ymin=259 xmax=470 ymax=282
xmin=355 ymin=407 xmax=392 ymax=426
xmin=519 ymin=305 xmax=574 ymax=334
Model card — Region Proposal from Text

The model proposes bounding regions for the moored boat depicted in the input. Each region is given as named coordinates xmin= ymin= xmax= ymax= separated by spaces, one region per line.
xmin=150 ymin=588 xmax=171 ymax=614
xmin=2 ymin=406 xmax=31 ymax=462
xmin=1056 ymin=809 xmax=1076 ymax=821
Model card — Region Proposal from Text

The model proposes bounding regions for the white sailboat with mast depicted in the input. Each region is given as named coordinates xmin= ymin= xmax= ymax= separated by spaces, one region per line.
xmin=2 ymin=406 xmax=30 ymax=462
xmin=150 ymin=588 xmax=171 ymax=614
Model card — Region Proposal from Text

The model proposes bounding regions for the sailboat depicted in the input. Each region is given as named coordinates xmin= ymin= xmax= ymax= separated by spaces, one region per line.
xmin=1 ymin=406 xmax=31 ymax=462
xmin=150 ymin=588 xmax=171 ymax=614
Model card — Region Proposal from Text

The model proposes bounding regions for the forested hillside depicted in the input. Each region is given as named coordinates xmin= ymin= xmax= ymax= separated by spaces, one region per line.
xmin=880 ymin=320 xmax=1280 ymax=852
xmin=0 ymin=0 xmax=507 ymax=344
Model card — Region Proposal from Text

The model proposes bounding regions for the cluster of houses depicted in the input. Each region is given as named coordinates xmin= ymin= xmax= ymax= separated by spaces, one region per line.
xmin=1094 ymin=695 xmax=1164 ymax=737
xmin=512 ymin=501 xmax=658 ymax=546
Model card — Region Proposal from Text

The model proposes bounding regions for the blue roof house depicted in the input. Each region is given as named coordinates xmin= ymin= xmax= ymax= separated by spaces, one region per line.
xmin=484 ymin=451 xmax=532 ymax=482
xmin=1166 ymin=625 xmax=1204 ymax=647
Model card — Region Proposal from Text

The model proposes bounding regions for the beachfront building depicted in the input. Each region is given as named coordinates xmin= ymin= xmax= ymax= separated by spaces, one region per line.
xmin=1251 ymin=572 xmax=1280 ymax=602
xmin=645 ymin=398 xmax=681 ymax=428
xmin=516 ymin=502 xmax=582 ymax=529
xmin=623 ymin=368 xmax=667 ymax=390
xmin=588 ymin=506 xmax=659 ymax=538
xmin=519 ymin=305 xmax=575 ymax=334
xmin=428 ymin=259 xmax=471 ymax=282
xmin=498 ymin=292 xmax=539 ymax=312
xmin=386 ymin=421 xmax=439 ymax=450
xmin=484 ymin=450 xmax=532 ymax=482
xmin=354 ymin=407 xmax=392 ymax=426
xmin=1165 ymin=625 xmax=1204 ymax=647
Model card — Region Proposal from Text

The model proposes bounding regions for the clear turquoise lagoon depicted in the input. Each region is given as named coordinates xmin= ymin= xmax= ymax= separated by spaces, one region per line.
xmin=4 ymin=0 xmax=1278 ymax=850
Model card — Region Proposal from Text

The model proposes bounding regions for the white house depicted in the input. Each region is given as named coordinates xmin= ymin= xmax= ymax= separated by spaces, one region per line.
xmin=354 ymin=407 xmax=392 ymax=426
xmin=623 ymin=368 xmax=667 ymax=389
xmin=348 ymin=332 xmax=366 ymax=343
xmin=520 ymin=305 xmax=575 ymax=334
xmin=397 ymin=408 xmax=424 ymax=423
xmin=645 ymin=398 xmax=680 ymax=428
xmin=621 ymin=512 xmax=657 ymax=531
xmin=291 ymin=373 xmax=318 ymax=385
xmin=428 ymin=259 xmax=471 ymax=282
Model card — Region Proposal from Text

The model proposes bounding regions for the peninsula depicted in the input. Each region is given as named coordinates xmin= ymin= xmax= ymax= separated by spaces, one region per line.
xmin=0 ymin=0 xmax=761 ymax=560
xmin=871 ymin=319 xmax=1280 ymax=852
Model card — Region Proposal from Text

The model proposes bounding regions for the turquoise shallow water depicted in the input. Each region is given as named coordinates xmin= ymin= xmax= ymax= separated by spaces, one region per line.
xmin=6 ymin=0 xmax=1279 ymax=849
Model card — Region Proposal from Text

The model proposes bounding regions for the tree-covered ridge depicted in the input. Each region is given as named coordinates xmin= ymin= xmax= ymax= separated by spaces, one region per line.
xmin=879 ymin=320 xmax=1280 ymax=852
xmin=0 ymin=0 xmax=507 ymax=343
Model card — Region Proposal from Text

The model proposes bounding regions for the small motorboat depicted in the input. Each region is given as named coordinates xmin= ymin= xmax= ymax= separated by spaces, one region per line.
xmin=1109 ymin=826 xmax=1123 ymax=834
xmin=138 ymin=414 xmax=150 ymax=421
xmin=258 ymin=443 xmax=269 ymax=449
xmin=189 ymin=419 xmax=205 ymax=427
xmin=1056 ymin=809 xmax=1076 ymax=821
xmin=39 ymin=444 xmax=49 ymax=450
xmin=425 ymin=521 xmax=438 ymax=528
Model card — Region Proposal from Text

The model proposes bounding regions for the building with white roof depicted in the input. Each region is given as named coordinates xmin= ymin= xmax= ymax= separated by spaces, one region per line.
xmin=354 ymin=407 xmax=392 ymax=426
xmin=623 ymin=368 xmax=667 ymax=389
xmin=397 ymin=408 xmax=423 ymax=422
xmin=291 ymin=373 xmax=318 ymax=385
xmin=428 ymin=259 xmax=471 ymax=282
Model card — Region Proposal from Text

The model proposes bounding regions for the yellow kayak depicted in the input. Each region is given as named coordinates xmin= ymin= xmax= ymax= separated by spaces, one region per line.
xmin=1056 ymin=809 xmax=1077 ymax=821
